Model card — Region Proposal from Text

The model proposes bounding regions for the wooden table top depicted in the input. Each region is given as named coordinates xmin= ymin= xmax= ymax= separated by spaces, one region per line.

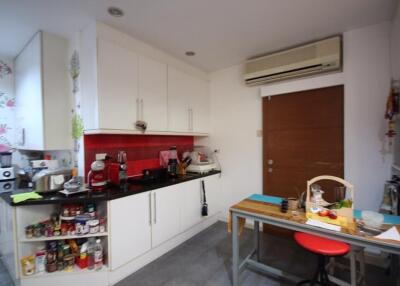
xmin=230 ymin=198 xmax=400 ymax=249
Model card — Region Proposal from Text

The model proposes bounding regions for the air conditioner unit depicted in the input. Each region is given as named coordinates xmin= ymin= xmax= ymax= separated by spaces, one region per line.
xmin=244 ymin=36 xmax=342 ymax=86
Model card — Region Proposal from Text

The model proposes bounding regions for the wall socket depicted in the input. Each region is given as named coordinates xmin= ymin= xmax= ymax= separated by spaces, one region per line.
xmin=95 ymin=153 xmax=107 ymax=160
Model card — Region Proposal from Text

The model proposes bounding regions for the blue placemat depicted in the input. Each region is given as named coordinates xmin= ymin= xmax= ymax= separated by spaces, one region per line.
xmin=248 ymin=193 xmax=283 ymax=205
xmin=248 ymin=193 xmax=400 ymax=225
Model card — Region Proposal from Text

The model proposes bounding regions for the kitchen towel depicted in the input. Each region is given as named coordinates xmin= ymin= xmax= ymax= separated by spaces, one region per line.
xmin=11 ymin=192 xmax=43 ymax=204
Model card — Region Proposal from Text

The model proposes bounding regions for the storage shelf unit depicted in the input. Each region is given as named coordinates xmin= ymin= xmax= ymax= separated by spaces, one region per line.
xmin=19 ymin=232 xmax=108 ymax=243
xmin=20 ymin=265 xmax=109 ymax=280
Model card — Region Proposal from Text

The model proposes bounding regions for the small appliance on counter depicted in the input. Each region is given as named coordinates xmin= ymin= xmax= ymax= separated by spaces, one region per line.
xmin=0 ymin=151 xmax=15 ymax=181
xmin=109 ymin=151 xmax=128 ymax=186
xmin=167 ymin=146 xmax=178 ymax=177
xmin=186 ymin=146 xmax=218 ymax=174
xmin=32 ymin=168 xmax=73 ymax=193
xmin=87 ymin=160 xmax=107 ymax=191
xmin=0 ymin=151 xmax=16 ymax=193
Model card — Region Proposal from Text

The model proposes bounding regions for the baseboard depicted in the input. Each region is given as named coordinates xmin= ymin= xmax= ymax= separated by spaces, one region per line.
xmin=109 ymin=214 xmax=220 ymax=285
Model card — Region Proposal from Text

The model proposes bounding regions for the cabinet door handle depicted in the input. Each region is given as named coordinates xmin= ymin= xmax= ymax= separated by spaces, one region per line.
xmin=153 ymin=192 xmax=157 ymax=224
xmin=140 ymin=99 xmax=144 ymax=120
xmin=148 ymin=192 xmax=152 ymax=226
xmin=136 ymin=98 xmax=139 ymax=121
xmin=188 ymin=108 xmax=191 ymax=131
xmin=190 ymin=109 xmax=193 ymax=131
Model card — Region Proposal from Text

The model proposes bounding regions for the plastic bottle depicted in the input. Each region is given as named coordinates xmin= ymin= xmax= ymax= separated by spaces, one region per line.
xmin=87 ymin=238 xmax=95 ymax=270
xmin=94 ymin=239 xmax=103 ymax=270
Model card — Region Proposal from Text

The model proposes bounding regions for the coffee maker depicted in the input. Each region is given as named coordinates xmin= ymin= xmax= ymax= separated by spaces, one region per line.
xmin=0 ymin=152 xmax=15 ymax=193
xmin=87 ymin=160 xmax=107 ymax=191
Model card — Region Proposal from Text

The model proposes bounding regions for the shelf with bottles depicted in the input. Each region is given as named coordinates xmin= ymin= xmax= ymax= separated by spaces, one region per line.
xmin=19 ymin=232 xmax=108 ymax=243
xmin=19 ymin=236 xmax=107 ymax=279
xmin=17 ymin=202 xmax=108 ymax=243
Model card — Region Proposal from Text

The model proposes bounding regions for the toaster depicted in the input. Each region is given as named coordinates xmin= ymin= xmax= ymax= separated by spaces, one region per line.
xmin=32 ymin=168 xmax=72 ymax=192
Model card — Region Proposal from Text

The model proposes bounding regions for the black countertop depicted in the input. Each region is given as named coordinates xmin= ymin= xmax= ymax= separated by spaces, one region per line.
xmin=0 ymin=170 xmax=221 ymax=206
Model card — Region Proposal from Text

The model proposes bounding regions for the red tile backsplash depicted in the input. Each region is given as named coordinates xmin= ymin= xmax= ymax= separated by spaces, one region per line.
xmin=84 ymin=134 xmax=194 ymax=178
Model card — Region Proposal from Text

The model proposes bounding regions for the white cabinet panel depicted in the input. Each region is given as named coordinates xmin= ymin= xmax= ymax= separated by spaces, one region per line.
xmin=167 ymin=66 xmax=209 ymax=133
xmin=191 ymin=77 xmax=209 ymax=133
xmin=151 ymin=185 xmax=182 ymax=247
xmin=139 ymin=56 xmax=168 ymax=131
xmin=14 ymin=32 xmax=44 ymax=150
xmin=167 ymin=66 xmax=191 ymax=132
xmin=109 ymin=191 xmax=151 ymax=270
xmin=202 ymin=175 xmax=221 ymax=216
xmin=181 ymin=180 xmax=203 ymax=231
xmin=14 ymin=31 xmax=71 ymax=151
xmin=97 ymin=39 xmax=138 ymax=130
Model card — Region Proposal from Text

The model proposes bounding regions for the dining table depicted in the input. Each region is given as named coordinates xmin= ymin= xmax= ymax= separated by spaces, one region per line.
xmin=230 ymin=194 xmax=400 ymax=286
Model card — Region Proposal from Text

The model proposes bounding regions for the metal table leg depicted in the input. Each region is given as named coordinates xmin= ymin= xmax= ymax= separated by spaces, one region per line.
xmin=232 ymin=212 xmax=239 ymax=286
xmin=254 ymin=220 xmax=260 ymax=262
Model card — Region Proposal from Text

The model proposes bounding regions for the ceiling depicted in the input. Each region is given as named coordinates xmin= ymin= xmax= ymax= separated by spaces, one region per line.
xmin=0 ymin=0 xmax=397 ymax=72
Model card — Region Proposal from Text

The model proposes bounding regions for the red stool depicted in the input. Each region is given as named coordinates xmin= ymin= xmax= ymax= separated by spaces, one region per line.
xmin=294 ymin=232 xmax=350 ymax=286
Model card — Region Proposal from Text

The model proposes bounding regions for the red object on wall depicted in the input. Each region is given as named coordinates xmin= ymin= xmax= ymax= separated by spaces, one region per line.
xmin=84 ymin=134 xmax=194 ymax=179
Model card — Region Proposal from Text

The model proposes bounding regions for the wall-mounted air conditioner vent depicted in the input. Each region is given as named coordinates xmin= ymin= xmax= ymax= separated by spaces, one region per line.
xmin=244 ymin=36 xmax=342 ymax=86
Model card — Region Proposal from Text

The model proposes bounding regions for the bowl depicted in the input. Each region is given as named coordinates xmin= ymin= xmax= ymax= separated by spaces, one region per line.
xmin=361 ymin=211 xmax=384 ymax=229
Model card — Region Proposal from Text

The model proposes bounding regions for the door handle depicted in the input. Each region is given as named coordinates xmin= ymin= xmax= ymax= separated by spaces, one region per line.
xmin=267 ymin=159 xmax=274 ymax=165
xmin=148 ymin=192 xmax=152 ymax=226
xmin=153 ymin=192 xmax=157 ymax=224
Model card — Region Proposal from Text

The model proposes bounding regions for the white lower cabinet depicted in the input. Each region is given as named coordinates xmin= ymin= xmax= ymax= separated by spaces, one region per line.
xmin=202 ymin=175 xmax=221 ymax=217
xmin=108 ymin=174 xmax=221 ymax=276
xmin=109 ymin=191 xmax=152 ymax=270
xmin=151 ymin=185 xmax=182 ymax=247
xmin=181 ymin=180 xmax=203 ymax=231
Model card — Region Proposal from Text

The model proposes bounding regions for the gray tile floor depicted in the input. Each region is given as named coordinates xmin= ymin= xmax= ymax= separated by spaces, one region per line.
xmin=0 ymin=221 xmax=395 ymax=286
xmin=116 ymin=221 xmax=396 ymax=286
xmin=0 ymin=258 xmax=13 ymax=286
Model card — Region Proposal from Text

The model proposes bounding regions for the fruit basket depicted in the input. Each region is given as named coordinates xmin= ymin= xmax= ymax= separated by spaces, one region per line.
xmin=305 ymin=175 xmax=354 ymax=227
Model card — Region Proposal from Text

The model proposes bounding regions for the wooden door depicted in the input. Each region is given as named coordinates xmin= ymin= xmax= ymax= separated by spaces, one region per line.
xmin=263 ymin=85 xmax=344 ymax=235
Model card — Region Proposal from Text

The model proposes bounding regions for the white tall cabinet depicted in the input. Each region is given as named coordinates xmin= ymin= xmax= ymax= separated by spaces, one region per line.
xmin=14 ymin=31 xmax=71 ymax=150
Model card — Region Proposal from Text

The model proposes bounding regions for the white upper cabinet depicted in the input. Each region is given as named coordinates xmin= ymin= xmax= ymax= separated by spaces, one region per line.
xmin=167 ymin=66 xmax=209 ymax=134
xmin=14 ymin=31 xmax=71 ymax=151
xmin=81 ymin=23 xmax=210 ymax=135
xmin=167 ymin=66 xmax=192 ymax=132
xmin=97 ymin=39 xmax=138 ymax=130
xmin=138 ymin=55 xmax=168 ymax=131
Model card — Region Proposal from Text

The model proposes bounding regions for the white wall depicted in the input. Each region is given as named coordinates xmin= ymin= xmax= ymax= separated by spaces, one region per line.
xmin=391 ymin=2 xmax=400 ymax=79
xmin=0 ymin=58 xmax=15 ymax=152
xmin=202 ymin=21 xmax=393 ymax=214
xmin=196 ymin=65 xmax=262 ymax=218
